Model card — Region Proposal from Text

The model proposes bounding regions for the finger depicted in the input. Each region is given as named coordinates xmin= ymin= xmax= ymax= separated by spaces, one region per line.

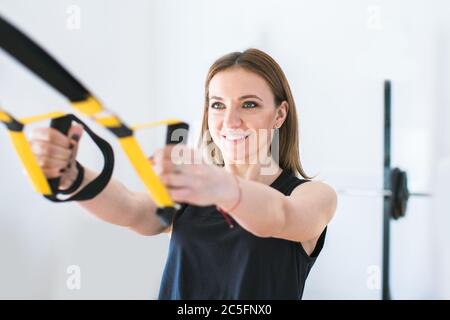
xmin=152 ymin=156 xmax=169 ymax=172
xmin=36 ymin=156 xmax=69 ymax=170
xmin=192 ymin=147 xmax=204 ymax=164
xmin=160 ymin=173 xmax=190 ymax=188
xmin=30 ymin=127 xmax=72 ymax=149
xmin=155 ymin=159 xmax=188 ymax=175
xmin=161 ymin=145 xmax=176 ymax=156
xmin=63 ymin=124 xmax=84 ymax=167
xmin=42 ymin=167 xmax=65 ymax=179
xmin=168 ymin=187 xmax=192 ymax=203
xmin=148 ymin=155 xmax=155 ymax=166
xmin=67 ymin=124 xmax=84 ymax=144
xmin=151 ymin=148 xmax=165 ymax=165
xmin=30 ymin=140 xmax=72 ymax=161
xmin=168 ymin=145 xmax=200 ymax=165
xmin=68 ymin=134 xmax=82 ymax=166
xmin=162 ymin=145 xmax=185 ymax=161
xmin=151 ymin=156 xmax=164 ymax=175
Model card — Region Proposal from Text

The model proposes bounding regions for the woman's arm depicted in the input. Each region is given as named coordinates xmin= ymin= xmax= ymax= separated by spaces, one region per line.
xmin=152 ymin=145 xmax=337 ymax=243
xmin=218 ymin=175 xmax=337 ymax=242
xmin=65 ymin=166 xmax=165 ymax=236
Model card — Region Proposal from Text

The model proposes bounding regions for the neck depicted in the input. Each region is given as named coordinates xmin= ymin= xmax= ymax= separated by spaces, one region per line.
xmin=224 ymin=156 xmax=282 ymax=186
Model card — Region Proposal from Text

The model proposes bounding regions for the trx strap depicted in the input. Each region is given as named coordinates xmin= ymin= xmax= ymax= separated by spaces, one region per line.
xmin=0 ymin=109 xmax=114 ymax=201
xmin=0 ymin=15 xmax=188 ymax=226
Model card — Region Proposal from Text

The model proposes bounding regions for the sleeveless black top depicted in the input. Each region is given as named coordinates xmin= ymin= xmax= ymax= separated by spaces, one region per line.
xmin=158 ymin=169 xmax=327 ymax=300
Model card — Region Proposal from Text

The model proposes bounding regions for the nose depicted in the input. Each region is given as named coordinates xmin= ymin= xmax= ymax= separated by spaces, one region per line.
xmin=223 ymin=106 xmax=242 ymax=128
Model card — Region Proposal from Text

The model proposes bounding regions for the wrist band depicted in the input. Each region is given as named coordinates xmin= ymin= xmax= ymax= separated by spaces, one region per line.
xmin=59 ymin=161 xmax=84 ymax=195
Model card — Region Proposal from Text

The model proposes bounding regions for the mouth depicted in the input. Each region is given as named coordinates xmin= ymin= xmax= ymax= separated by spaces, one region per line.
xmin=221 ymin=134 xmax=250 ymax=144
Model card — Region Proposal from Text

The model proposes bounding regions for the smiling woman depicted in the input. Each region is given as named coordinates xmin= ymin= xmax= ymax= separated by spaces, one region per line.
xmin=156 ymin=48 xmax=337 ymax=299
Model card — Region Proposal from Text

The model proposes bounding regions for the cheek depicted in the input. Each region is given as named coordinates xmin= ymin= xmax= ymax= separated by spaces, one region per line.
xmin=207 ymin=114 xmax=222 ymax=141
xmin=208 ymin=112 xmax=223 ymax=128
xmin=248 ymin=129 xmax=271 ymax=152
xmin=249 ymin=114 xmax=274 ymax=138
xmin=249 ymin=121 xmax=275 ymax=152
xmin=246 ymin=110 xmax=274 ymax=128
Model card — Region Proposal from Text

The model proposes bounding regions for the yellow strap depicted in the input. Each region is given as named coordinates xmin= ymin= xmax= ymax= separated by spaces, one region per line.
xmin=95 ymin=115 xmax=122 ymax=128
xmin=8 ymin=131 xmax=52 ymax=195
xmin=131 ymin=118 xmax=183 ymax=130
xmin=20 ymin=111 xmax=66 ymax=124
xmin=118 ymin=136 xmax=174 ymax=207
xmin=0 ymin=110 xmax=13 ymax=123
xmin=71 ymin=96 xmax=103 ymax=116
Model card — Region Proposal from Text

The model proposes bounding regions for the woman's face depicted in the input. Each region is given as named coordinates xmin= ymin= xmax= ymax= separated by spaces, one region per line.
xmin=207 ymin=67 xmax=287 ymax=164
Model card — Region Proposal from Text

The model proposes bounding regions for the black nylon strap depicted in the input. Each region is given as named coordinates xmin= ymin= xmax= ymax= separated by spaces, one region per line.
xmin=44 ymin=114 xmax=114 ymax=202
xmin=58 ymin=161 xmax=85 ymax=195
xmin=0 ymin=15 xmax=89 ymax=102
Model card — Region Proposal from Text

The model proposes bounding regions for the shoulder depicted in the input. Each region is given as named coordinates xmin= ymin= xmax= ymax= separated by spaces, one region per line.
xmin=290 ymin=180 xmax=337 ymax=222
xmin=273 ymin=176 xmax=336 ymax=244
xmin=291 ymin=179 xmax=336 ymax=195
xmin=273 ymin=170 xmax=310 ymax=195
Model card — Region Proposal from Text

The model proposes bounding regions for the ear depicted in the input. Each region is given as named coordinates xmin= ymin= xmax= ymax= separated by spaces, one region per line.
xmin=274 ymin=101 xmax=289 ymax=127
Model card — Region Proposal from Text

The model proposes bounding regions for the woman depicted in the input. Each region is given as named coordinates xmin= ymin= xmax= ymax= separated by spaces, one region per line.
xmin=30 ymin=48 xmax=337 ymax=299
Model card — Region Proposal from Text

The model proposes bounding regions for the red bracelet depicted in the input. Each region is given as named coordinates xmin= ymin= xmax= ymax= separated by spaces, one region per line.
xmin=216 ymin=174 xmax=241 ymax=228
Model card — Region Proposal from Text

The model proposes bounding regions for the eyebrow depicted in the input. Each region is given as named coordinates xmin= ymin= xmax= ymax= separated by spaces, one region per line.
xmin=209 ymin=95 xmax=263 ymax=101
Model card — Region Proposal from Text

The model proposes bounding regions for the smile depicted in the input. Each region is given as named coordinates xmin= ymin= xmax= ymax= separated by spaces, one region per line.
xmin=221 ymin=134 xmax=250 ymax=143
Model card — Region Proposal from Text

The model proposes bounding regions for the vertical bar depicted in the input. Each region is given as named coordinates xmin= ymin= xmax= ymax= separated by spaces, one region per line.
xmin=382 ymin=80 xmax=392 ymax=300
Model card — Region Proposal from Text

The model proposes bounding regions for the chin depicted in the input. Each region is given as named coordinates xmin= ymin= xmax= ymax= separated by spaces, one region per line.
xmin=222 ymin=149 xmax=261 ymax=164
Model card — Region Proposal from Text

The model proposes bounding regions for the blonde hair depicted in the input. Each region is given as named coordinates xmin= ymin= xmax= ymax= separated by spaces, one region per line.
xmin=198 ymin=48 xmax=313 ymax=179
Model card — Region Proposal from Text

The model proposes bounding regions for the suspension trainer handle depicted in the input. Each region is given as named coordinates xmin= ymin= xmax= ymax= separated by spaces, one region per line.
xmin=0 ymin=109 xmax=114 ymax=202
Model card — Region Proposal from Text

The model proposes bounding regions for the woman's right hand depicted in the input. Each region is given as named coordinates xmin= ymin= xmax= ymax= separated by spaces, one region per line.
xmin=29 ymin=123 xmax=162 ymax=235
xmin=30 ymin=124 xmax=84 ymax=190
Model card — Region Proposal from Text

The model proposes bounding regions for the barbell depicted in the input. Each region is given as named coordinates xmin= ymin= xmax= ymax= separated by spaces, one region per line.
xmin=336 ymin=167 xmax=432 ymax=220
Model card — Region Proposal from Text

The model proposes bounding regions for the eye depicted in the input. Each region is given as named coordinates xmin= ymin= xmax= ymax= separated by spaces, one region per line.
xmin=210 ymin=102 xmax=225 ymax=110
xmin=242 ymin=101 xmax=258 ymax=109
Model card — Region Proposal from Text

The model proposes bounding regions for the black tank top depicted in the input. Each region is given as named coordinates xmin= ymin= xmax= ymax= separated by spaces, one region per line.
xmin=158 ymin=169 xmax=327 ymax=300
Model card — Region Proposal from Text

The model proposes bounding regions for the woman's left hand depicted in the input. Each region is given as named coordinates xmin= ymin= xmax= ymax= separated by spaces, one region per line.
xmin=150 ymin=145 xmax=236 ymax=207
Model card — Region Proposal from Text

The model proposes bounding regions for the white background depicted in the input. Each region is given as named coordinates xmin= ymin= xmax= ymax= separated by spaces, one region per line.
xmin=0 ymin=0 xmax=449 ymax=299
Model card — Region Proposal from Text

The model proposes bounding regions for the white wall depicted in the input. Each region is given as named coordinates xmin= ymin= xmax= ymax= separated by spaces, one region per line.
xmin=0 ymin=0 xmax=448 ymax=299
